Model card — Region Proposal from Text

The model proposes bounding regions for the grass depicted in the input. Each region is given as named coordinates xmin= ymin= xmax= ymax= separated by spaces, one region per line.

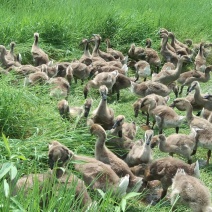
xmin=0 ymin=0 xmax=212 ymax=211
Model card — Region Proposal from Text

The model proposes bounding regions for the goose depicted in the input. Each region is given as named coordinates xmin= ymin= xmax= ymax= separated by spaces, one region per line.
xmin=140 ymin=97 xmax=185 ymax=134
xmin=171 ymin=98 xmax=212 ymax=163
xmin=48 ymin=141 xmax=129 ymax=196
xmin=128 ymin=43 xmax=145 ymax=61
xmin=66 ymin=62 xmax=91 ymax=84
xmin=111 ymin=73 xmax=131 ymax=101
xmin=79 ymin=38 xmax=92 ymax=66
xmin=58 ymin=98 xmax=93 ymax=120
xmin=195 ymin=42 xmax=206 ymax=72
xmin=144 ymin=157 xmax=200 ymax=202
xmin=130 ymin=80 xmax=178 ymax=98
xmin=160 ymin=32 xmax=178 ymax=66
xmin=90 ymin=124 xmax=143 ymax=192
xmin=90 ymin=85 xmax=115 ymax=130
xmin=144 ymin=38 xmax=161 ymax=73
xmin=171 ymin=169 xmax=212 ymax=212
xmin=13 ymin=168 xmax=93 ymax=210
xmin=106 ymin=115 xmax=136 ymax=158
xmin=24 ymin=71 xmax=49 ymax=86
xmin=188 ymin=81 xmax=212 ymax=111
xmin=31 ymin=32 xmax=49 ymax=66
xmin=152 ymin=55 xmax=191 ymax=85
xmin=159 ymin=28 xmax=176 ymax=53
xmin=154 ymin=130 xmax=196 ymax=163
xmin=83 ymin=70 xmax=118 ymax=99
xmin=182 ymin=65 xmax=212 ymax=91
xmin=91 ymin=34 xmax=115 ymax=62
xmin=134 ymin=60 xmax=151 ymax=81
xmin=177 ymin=70 xmax=205 ymax=94
xmin=0 ymin=45 xmax=21 ymax=68
xmin=48 ymin=77 xmax=70 ymax=99
xmin=105 ymin=38 xmax=124 ymax=60
xmin=111 ymin=115 xmax=137 ymax=140
xmin=125 ymin=130 xmax=154 ymax=167
xmin=168 ymin=32 xmax=190 ymax=55
xmin=133 ymin=94 xmax=169 ymax=125
xmin=8 ymin=64 xmax=41 ymax=76
xmin=5 ymin=42 xmax=22 ymax=62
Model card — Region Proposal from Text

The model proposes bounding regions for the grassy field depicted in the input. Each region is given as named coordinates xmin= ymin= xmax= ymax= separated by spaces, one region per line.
xmin=0 ymin=0 xmax=212 ymax=211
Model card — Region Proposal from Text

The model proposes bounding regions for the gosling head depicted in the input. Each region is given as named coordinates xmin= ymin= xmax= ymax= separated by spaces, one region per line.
xmin=99 ymin=85 xmax=108 ymax=101
xmin=10 ymin=42 xmax=16 ymax=50
xmin=188 ymin=81 xmax=199 ymax=93
xmin=0 ymin=45 xmax=6 ymax=54
xmin=203 ymin=93 xmax=212 ymax=101
xmin=140 ymin=97 xmax=153 ymax=108
xmin=170 ymin=98 xmax=189 ymax=109
xmin=90 ymin=124 xmax=106 ymax=138
xmin=48 ymin=141 xmax=73 ymax=169
xmin=57 ymin=99 xmax=70 ymax=118
xmin=84 ymin=98 xmax=93 ymax=118
xmin=145 ymin=130 xmax=154 ymax=146
xmin=112 ymin=115 xmax=125 ymax=129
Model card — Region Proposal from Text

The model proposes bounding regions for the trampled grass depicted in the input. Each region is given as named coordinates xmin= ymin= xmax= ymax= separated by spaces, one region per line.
xmin=0 ymin=0 xmax=212 ymax=211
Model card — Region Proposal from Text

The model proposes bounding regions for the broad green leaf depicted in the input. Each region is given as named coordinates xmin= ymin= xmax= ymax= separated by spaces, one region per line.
xmin=124 ymin=192 xmax=141 ymax=200
xmin=10 ymin=165 xmax=18 ymax=180
xmin=0 ymin=162 xmax=13 ymax=179
xmin=2 ymin=133 xmax=11 ymax=157
xmin=4 ymin=179 xmax=10 ymax=197
xmin=121 ymin=198 xmax=126 ymax=212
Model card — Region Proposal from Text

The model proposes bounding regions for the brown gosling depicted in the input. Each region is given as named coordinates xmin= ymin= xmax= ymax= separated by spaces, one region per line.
xmin=91 ymin=34 xmax=115 ymax=62
xmin=128 ymin=43 xmax=145 ymax=61
xmin=90 ymin=124 xmax=143 ymax=192
xmin=140 ymin=97 xmax=185 ymax=134
xmin=171 ymin=169 xmax=212 ymax=212
xmin=154 ymin=130 xmax=197 ymax=164
xmin=66 ymin=61 xmax=91 ymax=84
xmin=83 ymin=70 xmax=118 ymax=99
xmin=134 ymin=60 xmax=151 ymax=81
xmin=152 ymin=55 xmax=191 ymax=85
xmin=125 ymin=130 xmax=154 ymax=167
xmin=107 ymin=115 xmax=136 ymax=158
xmin=182 ymin=65 xmax=212 ymax=91
xmin=14 ymin=169 xmax=92 ymax=210
xmin=133 ymin=94 xmax=169 ymax=126
xmin=168 ymin=32 xmax=190 ymax=55
xmin=57 ymin=98 xmax=93 ymax=120
xmin=0 ymin=45 xmax=21 ymax=68
xmin=48 ymin=77 xmax=70 ymax=99
xmin=144 ymin=157 xmax=200 ymax=202
xmin=143 ymin=38 xmax=161 ymax=73
xmin=90 ymin=85 xmax=115 ymax=130
xmin=6 ymin=42 xmax=22 ymax=62
xmin=188 ymin=81 xmax=212 ymax=111
xmin=130 ymin=80 xmax=178 ymax=98
xmin=31 ymin=32 xmax=49 ymax=66
xmin=195 ymin=42 xmax=207 ymax=72
xmin=24 ymin=70 xmax=49 ymax=86
xmin=171 ymin=98 xmax=212 ymax=163
xmin=112 ymin=73 xmax=131 ymax=101
xmin=160 ymin=32 xmax=179 ymax=66
xmin=79 ymin=38 xmax=92 ymax=66
xmin=8 ymin=64 xmax=41 ymax=76
xmin=41 ymin=63 xmax=59 ymax=78
xmin=105 ymin=38 xmax=124 ymax=60
xmin=48 ymin=140 xmax=129 ymax=196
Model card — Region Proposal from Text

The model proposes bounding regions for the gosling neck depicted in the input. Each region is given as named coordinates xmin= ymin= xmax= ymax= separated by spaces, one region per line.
xmin=193 ymin=85 xmax=205 ymax=104
xmin=158 ymin=137 xmax=168 ymax=152
xmin=34 ymin=35 xmax=39 ymax=46
xmin=97 ymin=95 xmax=108 ymax=114
xmin=95 ymin=131 xmax=107 ymax=150
xmin=185 ymin=101 xmax=194 ymax=123
xmin=161 ymin=35 xmax=168 ymax=51
xmin=173 ymin=58 xmax=184 ymax=78
xmin=92 ymin=38 xmax=100 ymax=57
xmin=84 ymin=42 xmax=91 ymax=57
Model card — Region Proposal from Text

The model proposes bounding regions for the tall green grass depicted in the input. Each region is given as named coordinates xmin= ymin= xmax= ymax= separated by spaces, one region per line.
xmin=0 ymin=0 xmax=212 ymax=211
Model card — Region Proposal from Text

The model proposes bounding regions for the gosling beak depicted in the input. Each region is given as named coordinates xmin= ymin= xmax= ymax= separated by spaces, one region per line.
xmin=203 ymin=94 xmax=212 ymax=99
xmin=169 ymin=102 xmax=175 ymax=108
xmin=84 ymin=106 xmax=91 ymax=118
xmin=101 ymin=93 xmax=107 ymax=101
xmin=112 ymin=120 xmax=120 ymax=129
xmin=188 ymin=84 xmax=195 ymax=93
xmin=48 ymin=158 xmax=55 ymax=170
